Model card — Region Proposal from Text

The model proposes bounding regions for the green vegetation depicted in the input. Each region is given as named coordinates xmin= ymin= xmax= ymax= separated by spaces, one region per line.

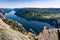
xmin=15 ymin=8 xmax=60 ymax=27
xmin=2 ymin=18 xmax=27 ymax=34
xmin=15 ymin=8 xmax=60 ymax=20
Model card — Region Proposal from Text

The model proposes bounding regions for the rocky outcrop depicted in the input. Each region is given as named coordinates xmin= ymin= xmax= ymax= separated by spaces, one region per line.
xmin=38 ymin=27 xmax=60 ymax=40
xmin=0 ymin=19 xmax=30 ymax=40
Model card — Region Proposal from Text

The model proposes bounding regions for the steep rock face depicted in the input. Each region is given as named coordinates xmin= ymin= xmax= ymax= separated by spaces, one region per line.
xmin=38 ymin=27 xmax=59 ymax=40
xmin=0 ymin=19 xmax=30 ymax=40
xmin=2 ymin=19 xmax=27 ymax=34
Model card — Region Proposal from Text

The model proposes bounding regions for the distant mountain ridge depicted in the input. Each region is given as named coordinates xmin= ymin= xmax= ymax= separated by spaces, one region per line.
xmin=15 ymin=8 xmax=60 ymax=28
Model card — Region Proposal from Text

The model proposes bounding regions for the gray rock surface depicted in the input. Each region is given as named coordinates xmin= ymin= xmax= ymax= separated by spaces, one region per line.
xmin=0 ymin=19 xmax=30 ymax=40
xmin=38 ymin=27 xmax=59 ymax=40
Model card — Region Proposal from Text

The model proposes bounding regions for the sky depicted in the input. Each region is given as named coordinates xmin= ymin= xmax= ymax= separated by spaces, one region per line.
xmin=0 ymin=0 xmax=60 ymax=8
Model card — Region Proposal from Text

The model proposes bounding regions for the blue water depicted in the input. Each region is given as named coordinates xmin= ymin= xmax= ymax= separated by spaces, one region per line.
xmin=4 ymin=11 xmax=55 ymax=34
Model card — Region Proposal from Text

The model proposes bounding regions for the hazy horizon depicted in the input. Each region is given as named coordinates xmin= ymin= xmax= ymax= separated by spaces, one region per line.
xmin=0 ymin=0 xmax=60 ymax=8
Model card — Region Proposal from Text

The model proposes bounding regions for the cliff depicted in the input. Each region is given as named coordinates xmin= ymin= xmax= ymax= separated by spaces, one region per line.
xmin=38 ymin=27 xmax=60 ymax=40
xmin=2 ymin=19 xmax=27 ymax=34
xmin=0 ymin=19 xmax=30 ymax=40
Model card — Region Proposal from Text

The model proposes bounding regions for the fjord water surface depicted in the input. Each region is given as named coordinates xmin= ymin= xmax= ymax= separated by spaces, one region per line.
xmin=4 ymin=11 xmax=54 ymax=34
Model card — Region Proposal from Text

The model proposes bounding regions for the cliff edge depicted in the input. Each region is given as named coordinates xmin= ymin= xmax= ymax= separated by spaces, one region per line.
xmin=38 ymin=27 xmax=60 ymax=40
xmin=0 ymin=19 xmax=30 ymax=40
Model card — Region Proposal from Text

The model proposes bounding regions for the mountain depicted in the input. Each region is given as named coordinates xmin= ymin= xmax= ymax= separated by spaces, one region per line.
xmin=15 ymin=8 xmax=60 ymax=28
xmin=15 ymin=8 xmax=60 ymax=20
